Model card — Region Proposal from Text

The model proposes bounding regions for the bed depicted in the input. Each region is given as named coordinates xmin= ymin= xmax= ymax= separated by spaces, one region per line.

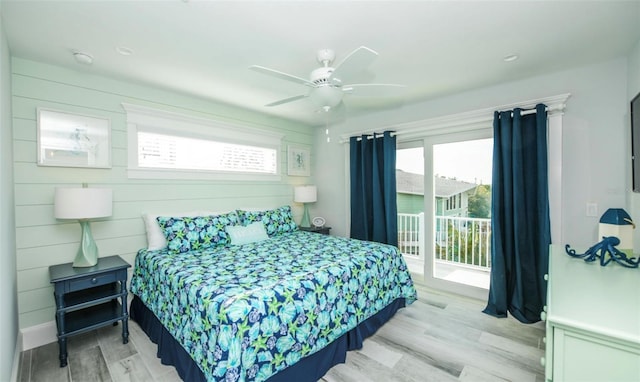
xmin=129 ymin=206 xmax=417 ymax=382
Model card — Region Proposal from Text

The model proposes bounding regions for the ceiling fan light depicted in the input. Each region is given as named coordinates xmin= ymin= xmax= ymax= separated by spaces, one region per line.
xmin=310 ymin=85 xmax=342 ymax=109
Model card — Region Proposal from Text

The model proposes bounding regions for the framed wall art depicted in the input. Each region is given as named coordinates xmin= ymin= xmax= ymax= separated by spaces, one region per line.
xmin=287 ymin=145 xmax=310 ymax=176
xmin=37 ymin=108 xmax=111 ymax=168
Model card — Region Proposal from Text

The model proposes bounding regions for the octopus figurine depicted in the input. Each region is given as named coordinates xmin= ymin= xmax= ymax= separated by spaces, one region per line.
xmin=565 ymin=236 xmax=640 ymax=268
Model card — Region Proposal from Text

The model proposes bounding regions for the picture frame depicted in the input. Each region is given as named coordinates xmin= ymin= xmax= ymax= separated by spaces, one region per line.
xmin=37 ymin=108 xmax=111 ymax=168
xmin=287 ymin=145 xmax=311 ymax=176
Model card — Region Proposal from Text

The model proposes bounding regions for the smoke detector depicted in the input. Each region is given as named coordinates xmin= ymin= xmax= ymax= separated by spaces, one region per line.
xmin=73 ymin=52 xmax=93 ymax=65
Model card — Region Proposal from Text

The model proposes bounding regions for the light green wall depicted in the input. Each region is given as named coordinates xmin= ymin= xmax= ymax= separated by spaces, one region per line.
xmin=13 ymin=58 xmax=314 ymax=331
xmin=1 ymin=10 xmax=18 ymax=381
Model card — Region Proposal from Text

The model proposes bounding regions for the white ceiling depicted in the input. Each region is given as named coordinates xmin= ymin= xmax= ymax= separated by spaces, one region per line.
xmin=2 ymin=1 xmax=640 ymax=126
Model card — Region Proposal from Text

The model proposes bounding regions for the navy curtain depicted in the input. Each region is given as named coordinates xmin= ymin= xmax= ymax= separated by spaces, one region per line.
xmin=350 ymin=131 xmax=398 ymax=246
xmin=483 ymin=104 xmax=551 ymax=324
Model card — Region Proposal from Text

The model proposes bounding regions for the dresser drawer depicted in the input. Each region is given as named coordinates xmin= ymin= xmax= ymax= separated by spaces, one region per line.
xmin=68 ymin=272 xmax=117 ymax=292
xmin=552 ymin=326 xmax=640 ymax=381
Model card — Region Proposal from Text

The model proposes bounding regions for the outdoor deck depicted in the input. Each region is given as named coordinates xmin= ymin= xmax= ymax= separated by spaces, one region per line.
xmin=403 ymin=255 xmax=490 ymax=289
xmin=398 ymin=213 xmax=492 ymax=290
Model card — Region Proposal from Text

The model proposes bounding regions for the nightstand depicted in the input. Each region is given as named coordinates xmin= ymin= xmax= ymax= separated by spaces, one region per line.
xmin=49 ymin=255 xmax=131 ymax=367
xmin=299 ymin=226 xmax=331 ymax=235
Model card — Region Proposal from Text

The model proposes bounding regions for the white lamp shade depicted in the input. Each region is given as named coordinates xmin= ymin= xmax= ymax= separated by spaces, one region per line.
xmin=54 ymin=187 xmax=113 ymax=219
xmin=294 ymin=185 xmax=317 ymax=203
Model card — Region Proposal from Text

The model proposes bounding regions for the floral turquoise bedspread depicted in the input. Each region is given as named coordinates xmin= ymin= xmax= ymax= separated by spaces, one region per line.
xmin=130 ymin=231 xmax=416 ymax=382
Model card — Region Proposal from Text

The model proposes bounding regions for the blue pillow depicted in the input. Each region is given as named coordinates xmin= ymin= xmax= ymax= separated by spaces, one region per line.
xmin=226 ymin=222 xmax=269 ymax=245
xmin=237 ymin=205 xmax=298 ymax=236
xmin=157 ymin=211 xmax=240 ymax=253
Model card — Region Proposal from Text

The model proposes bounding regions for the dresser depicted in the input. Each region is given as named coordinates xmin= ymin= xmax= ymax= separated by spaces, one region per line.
xmin=543 ymin=245 xmax=640 ymax=381
xmin=49 ymin=255 xmax=131 ymax=367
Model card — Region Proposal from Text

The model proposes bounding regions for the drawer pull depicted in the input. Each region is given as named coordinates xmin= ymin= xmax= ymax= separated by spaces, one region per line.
xmin=91 ymin=277 xmax=98 ymax=284
xmin=540 ymin=311 xmax=546 ymax=321
xmin=544 ymin=273 xmax=548 ymax=281
xmin=540 ymin=356 xmax=545 ymax=366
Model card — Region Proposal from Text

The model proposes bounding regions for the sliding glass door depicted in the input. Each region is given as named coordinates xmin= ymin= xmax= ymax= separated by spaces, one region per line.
xmin=396 ymin=130 xmax=493 ymax=300
xmin=396 ymin=143 xmax=425 ymax=276
xmin=432 ymin=138 xmax=493 ymax=290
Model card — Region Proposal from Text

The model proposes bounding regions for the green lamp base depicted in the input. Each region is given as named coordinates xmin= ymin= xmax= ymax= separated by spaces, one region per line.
xmin=300 ymin=204 xmax=311 ymax=228
xmin=73 ymin=220 xmax=99 ymax=267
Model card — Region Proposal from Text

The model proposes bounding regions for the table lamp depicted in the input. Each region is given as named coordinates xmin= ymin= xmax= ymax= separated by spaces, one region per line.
xmin=54 ymin=185 xmax=112 ymax=267
xmin=294 ymin=185 xmax=317 ymax=228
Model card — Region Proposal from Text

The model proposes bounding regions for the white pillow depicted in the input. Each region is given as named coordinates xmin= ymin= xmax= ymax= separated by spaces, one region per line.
xmin=142 ymin=211 xmax=200 ymax=250
xmin=226 ymin=222 xmax=269 ymax=245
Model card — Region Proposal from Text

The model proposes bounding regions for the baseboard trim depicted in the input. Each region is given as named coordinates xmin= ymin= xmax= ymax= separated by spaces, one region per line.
xmin=20 ymin=321 xmax=57 ymax=351
xmin=11 ymin=331 xmax=22 ymax=382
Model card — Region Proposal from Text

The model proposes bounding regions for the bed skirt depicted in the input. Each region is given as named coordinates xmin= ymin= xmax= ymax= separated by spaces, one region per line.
xmin=130 ymin=295 xmax=406 ymax=382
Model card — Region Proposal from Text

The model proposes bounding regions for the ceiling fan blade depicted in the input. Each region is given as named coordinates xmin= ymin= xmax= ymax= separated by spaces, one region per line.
xmin=342 ymin=83 xmax=407 ymax=97
xmin=249 ymin=65 xmax=316 ymax=87
xmin=265 ymin=94 xmax=308 ymax=107
xmin=330 ymin=46 xmax=378 ymax=84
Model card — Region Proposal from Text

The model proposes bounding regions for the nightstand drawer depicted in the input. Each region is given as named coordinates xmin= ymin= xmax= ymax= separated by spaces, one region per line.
xmin=299 ymin=226 xmax=331 ymax=235
xmin=68 ymin=272 xmax=117 ymax=292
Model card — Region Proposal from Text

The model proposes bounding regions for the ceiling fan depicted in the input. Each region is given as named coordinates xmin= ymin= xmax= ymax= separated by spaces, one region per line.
xmin=249 ymin=46 xmax=406 ymax=112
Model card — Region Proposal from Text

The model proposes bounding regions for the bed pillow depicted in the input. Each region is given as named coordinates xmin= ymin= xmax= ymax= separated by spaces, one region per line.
xmin=157 ymin=211 xmax=240 ymax=253
xmin=226 ymin=222 xmax=269 ymax=245
xmin=142 ymin=211 xmax=201 ymax=250
xmin=237 ymin=205 xmax=298 ymax=236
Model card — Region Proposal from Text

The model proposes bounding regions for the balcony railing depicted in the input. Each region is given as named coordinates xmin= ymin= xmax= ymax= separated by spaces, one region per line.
xmin=398 ymin=213 xmax=492 ymax=271
xmin=397 ymin=213 xmax=424 ymax=257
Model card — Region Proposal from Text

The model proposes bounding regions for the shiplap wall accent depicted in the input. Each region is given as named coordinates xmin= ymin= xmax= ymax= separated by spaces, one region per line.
xmin=12 ymin=58 xmax=314 ymax=346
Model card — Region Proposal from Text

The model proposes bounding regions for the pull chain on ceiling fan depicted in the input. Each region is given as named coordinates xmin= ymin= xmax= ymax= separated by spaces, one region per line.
xmin=249 ymin=46 xmax=405 ymax=112
xmin=325 ymin=112 xmax=330 ymax=143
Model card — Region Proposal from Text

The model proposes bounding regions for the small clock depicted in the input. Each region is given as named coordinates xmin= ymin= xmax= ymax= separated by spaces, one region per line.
xmin=312 ymin=216 xmax=326 ymax=228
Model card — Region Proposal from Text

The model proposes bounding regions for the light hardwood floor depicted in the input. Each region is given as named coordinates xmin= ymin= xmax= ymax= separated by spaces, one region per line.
xmin=18 ymin=284 xmax=546 ymax=382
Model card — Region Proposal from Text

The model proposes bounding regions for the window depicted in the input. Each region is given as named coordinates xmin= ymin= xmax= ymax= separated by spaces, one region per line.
xmin=446 ymin=195 xmax=460 ymax=210
xmin=123 ymin=103 xmax=283 ymax=180
xmin=138 ymin=132 xmax=277 ymax=174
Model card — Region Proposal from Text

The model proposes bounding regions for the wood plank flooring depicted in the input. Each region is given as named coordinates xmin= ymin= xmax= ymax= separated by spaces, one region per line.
xmin=18 ymin=284 xmax=546 ymax=381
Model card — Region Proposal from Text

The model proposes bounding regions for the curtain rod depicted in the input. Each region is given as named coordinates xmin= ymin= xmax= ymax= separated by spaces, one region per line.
xmin=513 ymin=104 xmax=563 ymax=116
xmin=348 ymin=132 xmax=397 ymax=142
xmin=340 ymin=100 xmax=569 ymax=143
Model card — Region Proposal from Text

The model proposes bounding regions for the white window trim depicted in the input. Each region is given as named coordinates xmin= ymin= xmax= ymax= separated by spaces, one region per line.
xmin=122 ymin=103 xmax=284 ymax=181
